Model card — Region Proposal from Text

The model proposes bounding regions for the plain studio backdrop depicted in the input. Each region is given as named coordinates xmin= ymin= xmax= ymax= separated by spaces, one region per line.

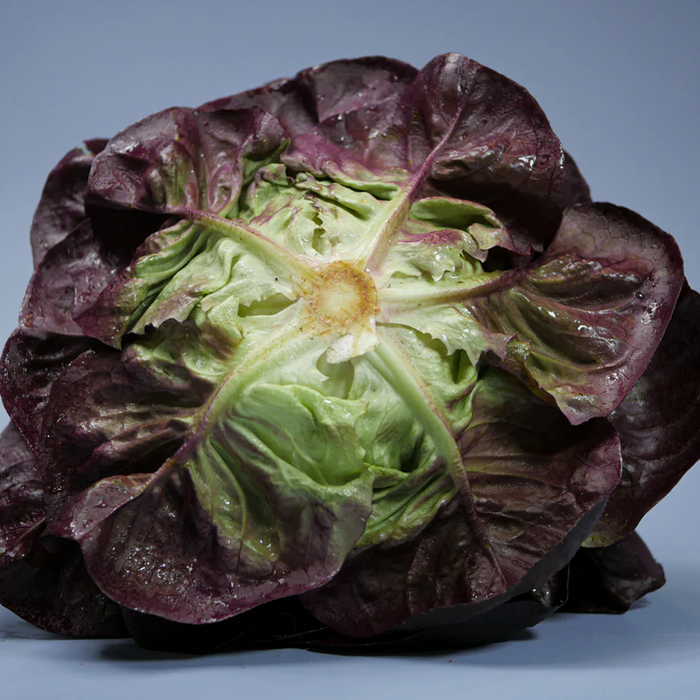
xmin=0 ymin=1 xmax=698 ymax=699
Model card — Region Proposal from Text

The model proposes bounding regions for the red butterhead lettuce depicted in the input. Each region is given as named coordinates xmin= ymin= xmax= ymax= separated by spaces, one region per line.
xmin=0 ymin=53 xmax=696 ymax=651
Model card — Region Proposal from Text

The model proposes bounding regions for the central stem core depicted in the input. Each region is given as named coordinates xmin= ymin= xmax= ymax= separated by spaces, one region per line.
xmin=306 ymin=262 xmax=378 ymax=333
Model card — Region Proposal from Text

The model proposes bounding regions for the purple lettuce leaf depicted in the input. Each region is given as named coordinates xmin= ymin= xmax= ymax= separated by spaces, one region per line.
xmin=76 ymin=106 xmax=294 ymax=347
xmin=0 ymin=424 xmax=42 ymax=551
xmin=0 ymin=331 xmax=101 ymax=452
xmin=560 ymin=151 xmax=592 ymax=207
xmin=87 ymin=106 xmax=285 ymax=217
xmin=20 ymin=221 xmax=126 ymax=337
xmin=1 ymin=151 xmax=134 ymax=451
xmin=38 ymin=322 xmax=374 ymax=624
xmin=30 ymin=140 xmax=107 ymax=267
xmin=200 ymin=56 xmax=418 ymax=138
xmin=282 ymin=53 xmax=573 ymax=250
xmin=36 ymin=324 xmax=214 ymax=521
xmin=0 ymin=535 xmax=127 ymax=638
xmin=0 ymin=423 xmax=125 ymax=637
xmin=318 ymin=569 xmax=571 ymax=652
xmin=385 ymin=202 xmax=683 ymax=425
xmin=588 ymin=282 xmax=700 ymax=544
xmin=119 ymin=595 xmax=327 ymax=654
xmin=563 ymin=531 xmax=665 ymax=613
xmin=120 ymin=566 xmax=570 ymax=654
xmin=497 ymin=202 xmax=682 ymax=423
xmin=299 ymin=371 xmax=621 ymax=637
xmin=46 ymin=439 xmax=373 ymax=625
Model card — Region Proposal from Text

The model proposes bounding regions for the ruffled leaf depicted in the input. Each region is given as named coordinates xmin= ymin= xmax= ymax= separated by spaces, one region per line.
xmin=0 ymin=331 xmax=100 ymax=451
xmin=283 ymin=53 xmax=570 ymax=249
xmin=2 ymin=152 xmax=133 ymax=450
xmin=88 ymin=107 xmax=285 ymax=217
xmin=588 ymin=283 xmax=700 ymax=544
xmin=0 ymin=424 xmax=42 ymax=554
xmin=47 ymin=377 xmax=376 ymax=622
xmin=201 ymin=56 xmax=417 ymax=138
xmin=564 ymin=531 xmax=665 ymax=613
xmin=30 ymin=140 xmax=107 ymax=266
xmin=383 ymin=203 xmax=684 ymax=424
xmin=299 ymin=370 xmax=621 ymax=637
xmin=0 ymin=424 xmax=125 ymax=637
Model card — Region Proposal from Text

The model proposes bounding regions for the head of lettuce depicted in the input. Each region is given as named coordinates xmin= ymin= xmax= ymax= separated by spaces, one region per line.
xmin=0 ymin=53 xmax=698 ymax=653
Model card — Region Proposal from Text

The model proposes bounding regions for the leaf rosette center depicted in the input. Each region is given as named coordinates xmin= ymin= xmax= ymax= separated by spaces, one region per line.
xmin=306 ymin=262 xmax=378 ymax=329
xmin=304 ymin=261 xmax=379 ymax=363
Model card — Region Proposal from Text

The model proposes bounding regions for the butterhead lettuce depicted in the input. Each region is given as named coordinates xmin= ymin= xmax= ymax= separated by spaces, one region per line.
xmin=0 ymin=54 xmax=697 ymax=652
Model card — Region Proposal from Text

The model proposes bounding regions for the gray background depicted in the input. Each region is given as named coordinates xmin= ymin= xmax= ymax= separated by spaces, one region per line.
xmin=1 ymin=1 xmax=699 ymax=697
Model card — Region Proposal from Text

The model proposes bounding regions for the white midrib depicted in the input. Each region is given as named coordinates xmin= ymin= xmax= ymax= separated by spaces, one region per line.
xmin=172 ymin=206 xmax=320 ymax=283
xmin=357 ymin=103 xmax=471 ymax=275
xmin=377 ymin=270 xmax=510 ymax=310
xmin=368 ymin=330 xmax=508 ymax=587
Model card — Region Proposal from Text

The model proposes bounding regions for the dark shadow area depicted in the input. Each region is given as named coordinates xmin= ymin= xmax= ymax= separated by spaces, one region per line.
xmin=98 ymin=642 xmax=325 ymax=668
xmin=98 ymin=628 xmax=536 ymax=665
xmin=0 ymin=610 xmax=63 ymax=642
xmin=447 ymin=561 xmax=700 ymax=669
xmin=2 ymin=562 xmax=698 ymax=670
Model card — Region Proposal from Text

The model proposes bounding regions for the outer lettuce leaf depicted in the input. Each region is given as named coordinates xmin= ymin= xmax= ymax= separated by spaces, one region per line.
xmin=20 ymin=221 xmax=125 ymax=336
xmin=119 ymin=596 xmax=326 ymax=653
xmin=300 ymin=369 xmax=621 ymax=637
xmin=383 ymin=203 xmax=683 ymax=425
xmin=37 ymin=341 xmax=197 ymax=521
xmin=45 ymin=333 xmax=376 ymax=622
xmin=0 ymin=424 xmax=42 ymax=552
xmin=0 ymin=423 xmax=125 ymax=637
xmin=564 ymin=531 xmax=665 ymax=613
xmin=561 ymin=151 xmax=592 ymax=207
xmin=1 ymin=152 xmax=134 ymax=451
xmin=77 ymin=107 xmax=310 ymax=348
xmin=0 ymin=331 xmax=100 ymax=452
xmin=283 ymin=53 xmax=571 ymax=249
xmin=119 ymin=566 xmax=570 ymax=654
xmin=588 ymin=283 xmax=700 ymax=545
xmin=88 ymin=107 xmax=285 ymax=217
xmin=200 ymin=57 xmax=418 ymax=138
xmin=30 ymin=140 xmax=107 ymax=266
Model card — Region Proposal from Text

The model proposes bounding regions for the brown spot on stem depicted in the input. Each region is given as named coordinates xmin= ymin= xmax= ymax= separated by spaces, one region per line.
xmin=304 ymin=261 xmax=378 ymax=334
